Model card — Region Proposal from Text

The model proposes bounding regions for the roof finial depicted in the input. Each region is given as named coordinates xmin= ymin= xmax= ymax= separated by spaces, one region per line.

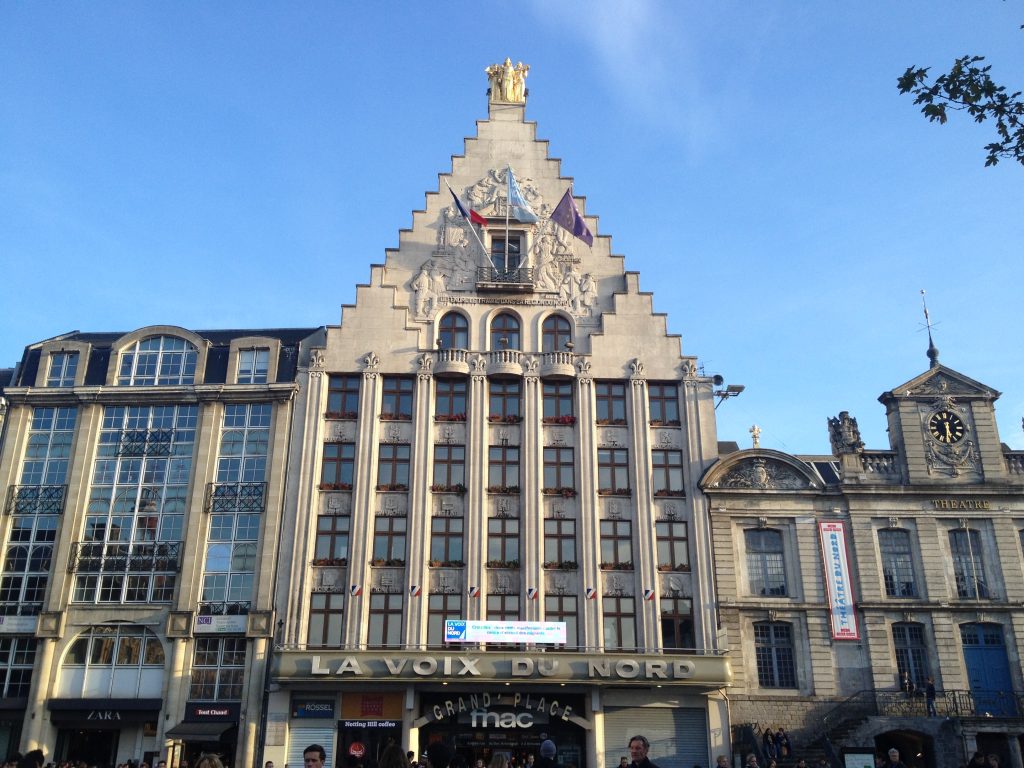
xmin=921 ymin=289 xmax=939 ymax=368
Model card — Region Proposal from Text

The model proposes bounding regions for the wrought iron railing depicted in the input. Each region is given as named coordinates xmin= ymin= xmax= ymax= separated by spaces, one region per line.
xmin=204 ymin=482 xmax=267 ymax=514
xmin=5 ymin=485 xmax=67 ymax=515
xmin=476 ymin=267 xmax=534 ymax=284
xmin=116 ymin=429 xmax=174 ymax=457
xmin=199 ymin=601 xmax=251 ymax=615
xmin=67 ymin=541 xmax=183 ymax=573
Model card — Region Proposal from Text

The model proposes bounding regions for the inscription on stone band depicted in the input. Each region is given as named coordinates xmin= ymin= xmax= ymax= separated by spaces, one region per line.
xmin=930 ymin=498 xmax=991 ymax=510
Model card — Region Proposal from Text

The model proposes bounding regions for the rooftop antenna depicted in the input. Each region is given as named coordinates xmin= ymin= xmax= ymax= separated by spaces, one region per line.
xmin=920 ymin=289 xmax=939 ymax=368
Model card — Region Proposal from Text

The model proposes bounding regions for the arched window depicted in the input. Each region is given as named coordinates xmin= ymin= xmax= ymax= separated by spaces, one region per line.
xmin=490 ymin=313 xmax=521 ymax=350
xmin=438 ymin=312 xmax=469 ymax=350
xmin=541 ymin=315 xmax=571 ymax=352
xmin=61 ymin=625 xmax=165 ymax=699
xmin=118 ymin=336 xmax=197 ymax=386
xmin=753 ymin=621 xmax=796 ymax=688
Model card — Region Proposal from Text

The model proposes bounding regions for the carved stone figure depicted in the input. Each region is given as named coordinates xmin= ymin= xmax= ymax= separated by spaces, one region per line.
xmin=715 ymin=458 xmax=809 ymax=490
xmin=828 ymin=411 xmax=864 ymax=455
xmin=577 ymin=273 xmax=597 ymax=316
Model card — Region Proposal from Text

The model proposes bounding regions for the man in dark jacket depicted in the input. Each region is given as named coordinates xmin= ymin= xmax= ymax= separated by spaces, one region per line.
xmin=537 ymin=740 xmax=559 ymax=768
xmin=629 ymin=735 xmax=661 ymax=768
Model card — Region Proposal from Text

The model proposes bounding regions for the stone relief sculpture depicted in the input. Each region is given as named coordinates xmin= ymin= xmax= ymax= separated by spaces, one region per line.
xmin=715 ymin=458 xmax=809 ymax=490
xmin=485 ymin=58 xmax=529 ymax=104
xmin=412 ymin=262 xmax=450 ymax=320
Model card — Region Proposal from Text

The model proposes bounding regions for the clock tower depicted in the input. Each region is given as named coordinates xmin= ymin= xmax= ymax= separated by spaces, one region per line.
xmin=878 ymin=344 xmax=1007 ymax=485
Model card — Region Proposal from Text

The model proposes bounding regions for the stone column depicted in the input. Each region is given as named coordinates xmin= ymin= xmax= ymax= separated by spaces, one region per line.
xmin=466 ymin=366 xmax=489 ymax=621
xmin=521 ymin=363 xmax=542 ymax=625
xmin=405 ymin=357 xmax=434 ymax=646
xmin=22 ymin=637 xmax=55 ymax=751
xmin=628 ymin=365 xmax=652 ymax=649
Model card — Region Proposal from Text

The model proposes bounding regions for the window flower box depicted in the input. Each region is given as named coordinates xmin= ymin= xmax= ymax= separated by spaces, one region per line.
xmin=430 ymin=483 xmax=466 ymax=494
xmin=543 ymin=561 xmax=579 ymax=570
xmin=597 ymin=487 xmax=632 ymax=496
xmin=488 ymin=414 xmax=523 ymax=424
xmin=487 ymin=485 xmax=520 ymax=495
xmin=312 ymin=557 xmax=348 ymax=567
xmin=380 ymin=412 xmax=412 ymax=421
xmin=600 ymin=562 xmax=634 ymax=571
xmin=376 ymin=484 xmax=409 ymax=492
xmin=318 ymin=482 xmax=353 ymax=491
xmin=324 ymin=411 xmax=358 ymax=420
xmin=370 ymin=558 xmax=406 ymax=567
xmin=542 ymin=415 xmax=577 ymax=425
xmin=649 ymin=419 xmax=681 ymax=427
xmin=657 ymin=564 xmax=689 ymax=572
xmin=430 ymin=559 xmax=464 ymax=568
xmin=543 ymin=487 xmax=577 ymax=498
xmin=595 ymin=418 xmax=628 ymax=426
xmin=486 ymin=559 xmax=520 ymax=569
xmin=653 ymin=489 xmax=685 ymax=498
xmin=435 ymin=413 xmax=467 ymax=422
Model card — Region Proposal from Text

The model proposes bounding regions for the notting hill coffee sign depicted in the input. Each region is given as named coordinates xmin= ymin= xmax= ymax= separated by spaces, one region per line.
xmin=276 ymin=650 xmax=731 ymax=687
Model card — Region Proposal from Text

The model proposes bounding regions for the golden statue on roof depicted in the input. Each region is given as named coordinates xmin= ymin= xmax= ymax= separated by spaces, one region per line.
xmin=486 ymin=58 xmax=529 ymax=103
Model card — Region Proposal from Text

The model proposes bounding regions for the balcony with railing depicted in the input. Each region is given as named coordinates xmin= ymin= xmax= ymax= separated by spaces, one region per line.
xmin=540 ymin=351 xmax=576 ymax=378
xmin=5 ymin=485 xmax=67 ymax=515
xmin=434 ymin=348 xmax=470 ymax=376
xmin=859 ymin=451 xmax=901 ymax=482
xmin=67 ymin=541 xmax=183 ymax=574
xmin=476 ymin=266 xmax=535 ymax=292
xmin=204 ymin=482 xmax=268 ymax=514
xmin=488 ymin=348 xmax=523 ymax=376
xmin=198 ymin=600 xmax=251 ymax=615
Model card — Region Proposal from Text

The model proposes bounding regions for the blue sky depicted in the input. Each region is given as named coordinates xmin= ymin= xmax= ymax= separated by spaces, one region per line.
xmin=2 ymin=2 xmax=1021 ymax=454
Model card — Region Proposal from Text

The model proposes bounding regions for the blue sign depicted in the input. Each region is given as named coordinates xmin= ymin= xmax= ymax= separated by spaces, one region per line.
xmin=445 ymin=620 xmax=467 ymax=641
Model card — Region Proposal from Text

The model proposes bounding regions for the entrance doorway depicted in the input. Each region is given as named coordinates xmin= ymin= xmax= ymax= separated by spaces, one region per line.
xmin=56 ymin=728 xmax=119 ymax=768
xmin=872 ymin=731 xmax=932 ymax=768
xmin=961 ymin=623 xmax=1016 ymax=716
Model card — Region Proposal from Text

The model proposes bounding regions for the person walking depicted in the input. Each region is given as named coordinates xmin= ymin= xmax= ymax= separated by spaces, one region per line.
xmin=628 ymin=736 xmax=661 ymax=768
xmin=925 ymin=677 xmax=937 ymax=716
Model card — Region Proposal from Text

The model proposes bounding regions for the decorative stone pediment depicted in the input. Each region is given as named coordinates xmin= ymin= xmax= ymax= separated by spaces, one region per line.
xmin=881 ymin=365 xmax=999 ymax=404
xmin=701 ymin=449 xmax=819 ymax=491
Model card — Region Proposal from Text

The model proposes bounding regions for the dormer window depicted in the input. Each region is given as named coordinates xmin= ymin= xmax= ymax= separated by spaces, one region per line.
xmin=237 ymin=348 xmax=269 ymax=384
xmin=117 ymin=336 xmax=197 ymax=386
xmin=47 ymin=352 xmax=79 ymax=388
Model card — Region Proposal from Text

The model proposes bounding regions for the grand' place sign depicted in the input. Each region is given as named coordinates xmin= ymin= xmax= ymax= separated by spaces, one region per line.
xmin=275 ymin=650 xmax=731 ymax=687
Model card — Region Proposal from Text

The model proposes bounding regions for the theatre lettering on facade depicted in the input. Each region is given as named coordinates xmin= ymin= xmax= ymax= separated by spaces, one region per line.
xmin=267 ymin=60 xmax=731 ymax=768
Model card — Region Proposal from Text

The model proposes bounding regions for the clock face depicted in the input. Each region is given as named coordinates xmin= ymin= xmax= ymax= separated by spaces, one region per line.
xmin=929 ymin=410 xmax=966 ymax=444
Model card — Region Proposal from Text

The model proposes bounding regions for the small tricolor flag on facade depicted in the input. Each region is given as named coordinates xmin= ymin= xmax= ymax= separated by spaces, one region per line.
xmin=585 ymin=587 xmax=597 ymax=600
xmin=409 ymin=585 xmax=422 ymax=597
xmin=643 ymin=589 xmax=656 ymax=602
xmin=446 ymin=182 xmax=487 ymax=227
xmin=350 ymin=584 xmax=362 ymax=597
xmin=468 ymin=586 xmax=481 ymax=598
xmin=526 ymin=587 xmax=539 ymax=600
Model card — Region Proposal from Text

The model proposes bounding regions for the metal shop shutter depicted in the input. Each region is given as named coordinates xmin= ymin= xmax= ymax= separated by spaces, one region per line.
xmin=288 ymin=725 xmax=337 ymax=768
xmin=603 ymin=706 xmax=709 ymax=768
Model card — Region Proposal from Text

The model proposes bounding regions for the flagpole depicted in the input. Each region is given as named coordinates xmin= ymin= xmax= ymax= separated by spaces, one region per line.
xmin=504 ymin=165 xmax=511 ymax=273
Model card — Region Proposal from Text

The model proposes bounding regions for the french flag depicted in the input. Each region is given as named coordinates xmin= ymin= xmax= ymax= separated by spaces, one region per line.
xmin=350 ymin=584 xmax=362 ymax=597
xmin=468 ymin=586 xmax=481 ymax=598
xmin=409 ymin=585 xmax=422 ymax=597
xmin=643 ymin=589 xmax=656 ymax=602
xmin=585 ymin=587 xmax=597 ymax=600
xmin=526 ymin=587 xmax=539 ymax=600
xmin=447 ymin=183 xmax=488 ymax=227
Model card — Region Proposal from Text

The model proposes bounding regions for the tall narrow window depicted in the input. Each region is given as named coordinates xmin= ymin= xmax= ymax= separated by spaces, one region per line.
xmin=377 ymin=444 xmax=410 ymax=490
xmin=879 ymin=529 xmax=917 ymax=598
xmin=488 ymin=446 xmax=520 ymax=490
xmin=314 ymin=516 xmax=350 ymax=564
xmin=438 ymin=312 xmax=469 ymax=350
xmin=118 ymin=336 xmax=197 ymax=386
xmin=322 ymin=442 xmax=355 ymax=489
xmin=430 ymin=517 xmax=464 ymax=564
xmin=326 ymin=375 xmax=360 ymax=419
xmin=545 ymin=595 xmax=577 ymax=649
xmin=597 ymin=448 xmax=630 ymax=495
xmin=487 ymin=595 xmax=521 ymax=648
xmin=372 ymin=517 xmax=407 ymax=564
xmin=490 ymin=313 xmax=521 ymax=350
xmin=542 ymin=315 xmax=572 ymax=352
xmin=595 ymin=381 xmax=627 ymax=424
xmin=47 ymin=352 xmax=78 ymax=388
xmin=308 ymin=594 xmax=344 ymax=648
xmin=600 ymin=520 xmax=632 ymax=568
xmin=190 ymin=637 xmax=246 ymax=700
xmin=237 ymin=348 xmax=269 ymax=384
xmin=380 ymin=377 xmax=414 ymax=420
xmin=544 ymin=519 xmax=577 ymax=566
xmin=603 ymin=597 xmax=636 ymax=651
xmin=368 ymin=594 xmax=403 ymax=647
xmin=0 ymin=638 xmax=37 ymax=696
xmin=542 ymin=381 xmax=575 ymax=421
xmin=432 ymin=445 xmax=465 ymax=489
xmin=656 ymin=520 xmax=689 ymax=571
xmin=892 ymin=622 xmax=930 ymax=686
xmin=490 ymin=235 xmax=522 ymax=272
xmin=746 ymin=529 xmax=787 ymax=597
xmin=754 ymin=622 xmax=796 ymax=688
xmin=651 ymin=450 xmax=684 ymax=496
xmin=543 ymin=447 xmax=575 ymax=492
xmin=435 ymin=379 xmax=467 ymax=420
xmin=487 ymin=518 xmax=519 ymax=566
xmin=950 ymin=528 xmax=989 ymax=599
xmin=648 ymin=383 xmax=680 ymax=425
xmin=489 ymin=379 xmax=521 ymax=421
xmin=661 ymin=597 xmax=695 ymax=650
xmin=427 ymin=594 xmax=462 ymax=648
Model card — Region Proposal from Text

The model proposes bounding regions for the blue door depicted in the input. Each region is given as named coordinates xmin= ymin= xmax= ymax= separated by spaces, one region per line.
xmin=961 ymin=623 xmax=1016 ymax=716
